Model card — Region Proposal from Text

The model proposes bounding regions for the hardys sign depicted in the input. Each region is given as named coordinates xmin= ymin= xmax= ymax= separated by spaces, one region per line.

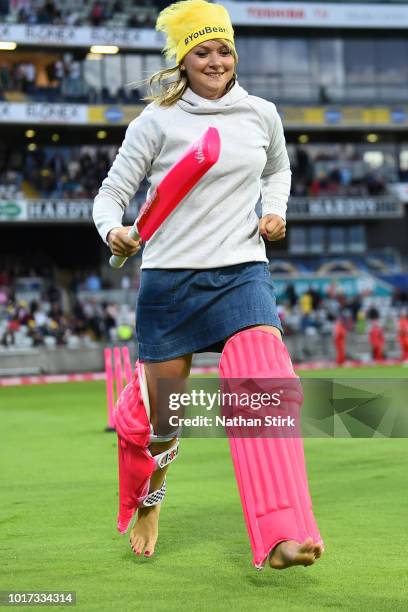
xmin=0 ymin=199 xmax=140 ymax=222
xmin=27 ymin=200 xmax=93 ymax=221
xmin=287 ymin=197 xmax=403 ymax=220
xmin=0 ymin=201 xmax=27 ymax=221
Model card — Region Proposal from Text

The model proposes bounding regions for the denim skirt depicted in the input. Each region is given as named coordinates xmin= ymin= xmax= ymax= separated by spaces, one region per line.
xmin=136 ymin=261 xmax=282 ymax=362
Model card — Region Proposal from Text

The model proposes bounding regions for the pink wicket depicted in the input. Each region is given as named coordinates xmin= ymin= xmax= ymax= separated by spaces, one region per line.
xmin=104 ymin=346 xmax=134 ymax=431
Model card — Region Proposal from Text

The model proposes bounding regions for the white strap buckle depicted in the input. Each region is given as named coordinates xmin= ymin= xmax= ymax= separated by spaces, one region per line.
xmin=153 ymin=439 xmax=179 ymax=470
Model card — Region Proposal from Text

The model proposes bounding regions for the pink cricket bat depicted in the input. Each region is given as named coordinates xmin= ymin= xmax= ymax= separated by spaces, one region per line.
xmin=109 ymin=126 xmax=221 ymax=268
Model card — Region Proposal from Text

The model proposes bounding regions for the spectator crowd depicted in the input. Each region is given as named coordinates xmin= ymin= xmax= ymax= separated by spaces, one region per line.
xmin=0 ymin=144 xmax=136 ymax=199
xmin=277 ymin=281 xmax=408 ymax=361
xmin=0 ymin=141 xmax=395 ymax=201
xmin=2 ymin=0 xmax=161 ymax=28
xmin=0 ymin=266 xmax=136 ymax=349
xmin=290 ymin=147 xmax=389 ymax=198
xmin=25 ymin=147 xmax=112 ymax=199
xmin=0 ymin=55 xmax=143 ymax=105
xmin=1 ymin=261 xmax=408 ymax=361
xmin=0 ymin=295 xmax=129 ymax=348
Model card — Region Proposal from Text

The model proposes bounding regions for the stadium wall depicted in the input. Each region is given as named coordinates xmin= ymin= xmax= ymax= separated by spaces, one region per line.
xmin=0 ymin=331 xmax=402 ymax=377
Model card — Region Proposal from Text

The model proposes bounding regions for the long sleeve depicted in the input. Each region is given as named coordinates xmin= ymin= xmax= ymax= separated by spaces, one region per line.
xmin=93 ymin=107 xmax=161 ymax=243
xmin=260 ymin=105 xmax=291 ymax=221
xmin=93 ymin=83 xmax=293 ymax=268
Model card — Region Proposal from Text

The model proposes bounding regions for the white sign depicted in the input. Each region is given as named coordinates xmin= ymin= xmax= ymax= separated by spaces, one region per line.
xmin=288 ymin=197 xmax=403 ymax=219
xmin=0 ymin=198 xmax=141 ymax=222
xmin=221 ymin=2 xmax=408 ymax=29
xmin=0 ymin=24 xmax=164 ymax=49
xmin=389 ymin=183 xmax=408 ymax=204
xmin=27 ymin=200 xmax=93 ymax=220
xmin=0 ymin=103 xmax=88 ymax=124
xmin=0 ymin=200 xmax=27 ymax=221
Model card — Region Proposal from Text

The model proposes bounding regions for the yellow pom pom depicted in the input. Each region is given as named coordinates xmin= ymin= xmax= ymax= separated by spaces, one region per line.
xmin=156 ymin=0 xmax=235 ymax=63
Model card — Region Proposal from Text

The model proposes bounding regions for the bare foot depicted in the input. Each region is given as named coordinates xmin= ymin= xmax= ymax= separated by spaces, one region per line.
xmin=129 ymin=505 xmax=160 ymax=557
xmin=269 ymin=537 xmax=324 ymax=570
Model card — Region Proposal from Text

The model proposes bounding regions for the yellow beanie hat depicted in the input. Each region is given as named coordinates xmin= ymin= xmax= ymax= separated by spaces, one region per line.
xmin=156 ymin=0 xmax=235 ymax=64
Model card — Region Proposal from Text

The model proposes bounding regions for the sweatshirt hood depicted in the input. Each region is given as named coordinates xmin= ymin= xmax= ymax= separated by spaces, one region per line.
xmin=177 ymin=81 xmax=248 ymax=114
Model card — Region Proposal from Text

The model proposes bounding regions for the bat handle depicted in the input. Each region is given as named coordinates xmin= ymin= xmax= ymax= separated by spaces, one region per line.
xmin=109 ymin=225 xmax=140 ymax=269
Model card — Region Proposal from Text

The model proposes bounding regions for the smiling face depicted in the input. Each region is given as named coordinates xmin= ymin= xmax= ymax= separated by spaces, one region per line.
xmin=181 ymin=39 xmax=236 ymax=100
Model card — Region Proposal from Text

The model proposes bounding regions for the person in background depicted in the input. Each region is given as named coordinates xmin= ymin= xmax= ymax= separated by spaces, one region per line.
xmin=333 ymin=317 xmax=347 ymax=365
xmin=369 ymin=319 xmax=385 ymax=361
xmin=397 ymin=311 xmax=408 ymax=362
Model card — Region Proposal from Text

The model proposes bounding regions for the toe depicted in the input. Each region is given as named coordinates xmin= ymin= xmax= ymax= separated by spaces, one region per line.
xmin=297 ymin=539 xmax=317 ymax=566
xmin=144 ymin=537 xmax=156 ymax=557
xmin=300 ymin=538 xmax=314 ymax=553
xmin=312 ymin=541 xmax=324 ymax=559
xmin=130 ymin=535 xmax=144 ymax=555
xmin=299 ymin=552 xmax=315 ymax=566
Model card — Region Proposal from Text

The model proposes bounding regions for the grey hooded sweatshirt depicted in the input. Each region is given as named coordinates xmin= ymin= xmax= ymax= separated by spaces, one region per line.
xmin=93 ymin=82 xmax=291 ymax=269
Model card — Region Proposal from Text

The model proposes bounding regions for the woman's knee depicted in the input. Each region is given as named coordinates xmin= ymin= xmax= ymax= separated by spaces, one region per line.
xmin=144 ymin=355 xmax=192 ymax=432
xmin=144 ymin=354 xmax=192 ymax=381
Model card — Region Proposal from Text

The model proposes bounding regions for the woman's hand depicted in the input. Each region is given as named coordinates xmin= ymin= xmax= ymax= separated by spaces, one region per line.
xmin=259 ymin=214 xmax=286 ymax=242
xmin=107 ymin=226 xmax=141 ymax=258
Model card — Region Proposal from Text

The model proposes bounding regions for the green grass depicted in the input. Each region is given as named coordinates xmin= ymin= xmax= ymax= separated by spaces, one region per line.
xmin=194 ymin=364 xmax=408 ymax=379
xmin=1 ymin=371 xmax=407 ymax=611
xmin=298 ymin=364 xmax=408 ymax=378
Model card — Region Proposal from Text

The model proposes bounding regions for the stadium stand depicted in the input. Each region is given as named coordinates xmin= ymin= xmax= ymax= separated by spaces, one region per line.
xmin=3 ymin=0 xmax=159 ymax=27
xmin=0 ymin=142 xmax=395 ymax=199
xmin=1 ymin=0 xmax=408 ymax=371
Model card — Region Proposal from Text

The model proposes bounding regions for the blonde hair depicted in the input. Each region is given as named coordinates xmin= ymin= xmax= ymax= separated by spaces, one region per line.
xmin=144 ymin=39 xmax=238 ymax=107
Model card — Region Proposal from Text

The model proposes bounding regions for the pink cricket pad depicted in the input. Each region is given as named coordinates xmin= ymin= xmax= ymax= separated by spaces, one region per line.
xmin=114 ymin=371 xmax=154 ymax=533
xmin=219 ymin=329 xmax=322 ymax=568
